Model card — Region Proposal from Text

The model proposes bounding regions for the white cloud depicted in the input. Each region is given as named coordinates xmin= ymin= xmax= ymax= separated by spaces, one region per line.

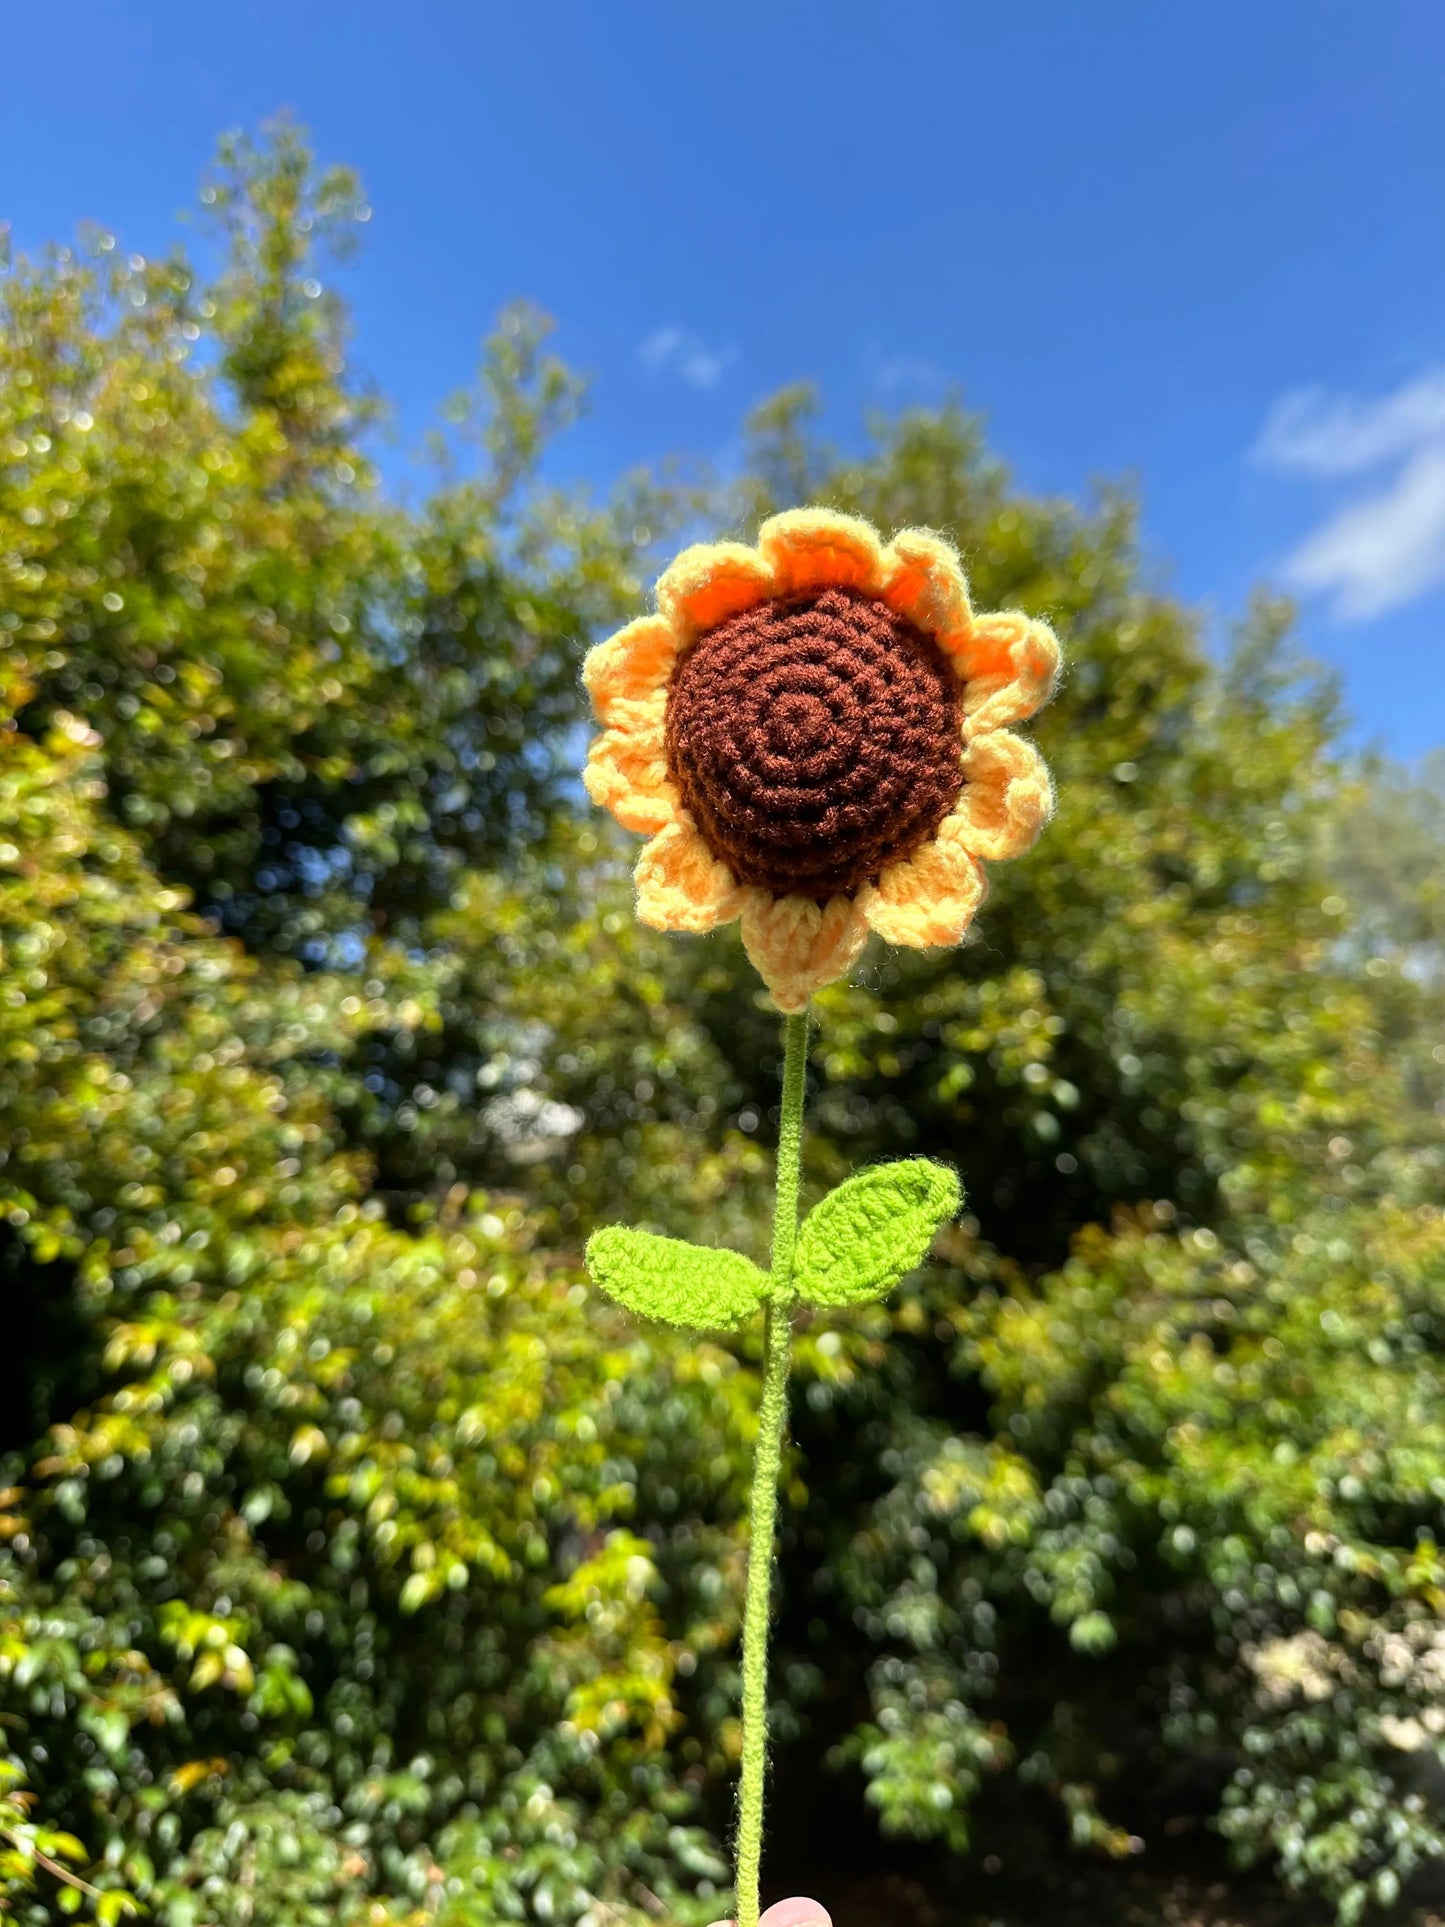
xmin=1282 ymin=446 xmax=1445 ymax=619
xmin=639 ymin=325 xmax=735 ymax=391
xmin=874 ymin=353 xmax=949 ymax=398
xmin=1253 ymin=366 xmax=1445 ymax=620
xmin=639 ymin=326 xmax=683 ymax=372
xmin=1254 ymin=369 xmax=1445 ymax=477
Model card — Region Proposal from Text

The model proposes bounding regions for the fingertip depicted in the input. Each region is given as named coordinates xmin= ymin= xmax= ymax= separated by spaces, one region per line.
xmin=760 ymin=1900 xmax=832 ymax=1927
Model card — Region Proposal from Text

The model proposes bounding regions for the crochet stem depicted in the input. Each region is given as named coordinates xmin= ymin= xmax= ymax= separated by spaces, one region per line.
xmin=735 ymin=1005 xmax=810 ymax=1927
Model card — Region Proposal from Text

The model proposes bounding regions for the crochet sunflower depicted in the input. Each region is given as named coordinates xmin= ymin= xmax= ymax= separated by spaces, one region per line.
xmin=583 ymin=506 xmax=1059 ymax=1008
xmin=579 ymin=506 xmax=1060 ymax=1927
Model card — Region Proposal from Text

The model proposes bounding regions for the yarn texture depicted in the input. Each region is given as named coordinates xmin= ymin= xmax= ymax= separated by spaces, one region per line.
xmin=582 ymin=506 xmax=1059 ymax=1009
xmin=792 ymin=1158 xmax=963 ymax=1307
xmin=665 ymin=587 xmax=961 ymax=900
xmin=586 ymin=1225 xmax=767 ymax=1330
xmin=582 ymin=1013 xmax=963 ymax=1927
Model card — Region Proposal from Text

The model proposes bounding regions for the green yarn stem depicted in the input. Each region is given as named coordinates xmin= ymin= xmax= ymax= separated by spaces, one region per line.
xmin=735 ymin=1005 xmax=810 ymax=1927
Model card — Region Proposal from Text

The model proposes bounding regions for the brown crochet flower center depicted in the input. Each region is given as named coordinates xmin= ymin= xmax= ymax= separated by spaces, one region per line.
xmin=664 ymin=586 xmax=963 ymax=901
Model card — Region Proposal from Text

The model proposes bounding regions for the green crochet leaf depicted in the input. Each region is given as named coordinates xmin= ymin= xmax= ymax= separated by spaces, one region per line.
xmin=793 ymin=1158 xmax=962 ymax=1308
xmin=586 ymin=1225 xmax=769 ymax=1331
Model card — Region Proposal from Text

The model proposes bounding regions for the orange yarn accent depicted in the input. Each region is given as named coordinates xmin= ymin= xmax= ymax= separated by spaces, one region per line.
xmin=579 ymin=507 xmax=1058 ymax=1008
xmin=740 ymin=892 xmax=871 ymax=1013
xmin=862 ymin=840 xmax=988 ymax=949
xmin=879 ymin=528 xmax=975 ymax=656
xmin=583 ymin=615 xmax=679 ymax=725
xmin=635 ymin=818 xmax=748 ymax=934
xmin=758 ymin=508 xmax=885 ymax=597
xmin=949 ymin=729 xmax=1054 ymax=862
xmin=958 ymin=612 xmax=1061 ymax=732
xmin=657 ymin=542 xmax=776 ymax=640
xmin=582 ymin=723 xmax=677 ymax=835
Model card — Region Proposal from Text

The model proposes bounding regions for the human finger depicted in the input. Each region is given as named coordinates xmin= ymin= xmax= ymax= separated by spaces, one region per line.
xmin=707 ymin=1902 xmax=833 ymax=1927
xmin=761 ymin=1900 xmax=832 ymax=1927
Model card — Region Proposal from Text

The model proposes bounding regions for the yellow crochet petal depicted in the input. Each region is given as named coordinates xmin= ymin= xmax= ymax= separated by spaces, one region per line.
xmin=583 ymin=616 xmax=679 ymax=726
xmin=945 ymin=729 xmax=1054 ymax=862
xmin=878 ymin=529 xmax=974 ymax=657
xmin=758 ymin=509 xmax=886 ymax=598
xmin=957 ymin=611 xmax=1062 ymax=733
xmin=656 ymin=541 xmax=776 ymax=640
xmin=634 ymin=818 xmax=746 ymax=934
xmin=861 ymin=840 xmax=988 ymax=950
xmin=582 ymin=721 xmax=679 ymax=836
xmin=739 ymin=891 xmax=871 ymax=1012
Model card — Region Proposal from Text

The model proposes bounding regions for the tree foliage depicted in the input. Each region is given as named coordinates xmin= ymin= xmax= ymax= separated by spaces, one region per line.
xmin=3 ymin=123 xmax=1444 ymax=1926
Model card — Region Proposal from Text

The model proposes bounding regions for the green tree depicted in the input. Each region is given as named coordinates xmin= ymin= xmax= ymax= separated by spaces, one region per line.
xmin=0 ymin=124 xmax=731 ymax=1927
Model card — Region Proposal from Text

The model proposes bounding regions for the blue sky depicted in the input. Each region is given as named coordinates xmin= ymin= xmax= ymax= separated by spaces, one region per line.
xmin=4 ymin=0 xmax=1443 ymax=754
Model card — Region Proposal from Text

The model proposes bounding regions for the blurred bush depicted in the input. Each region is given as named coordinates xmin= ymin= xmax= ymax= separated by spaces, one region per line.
xmin=2 ymin=123 xmax=1444 ymax=1925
